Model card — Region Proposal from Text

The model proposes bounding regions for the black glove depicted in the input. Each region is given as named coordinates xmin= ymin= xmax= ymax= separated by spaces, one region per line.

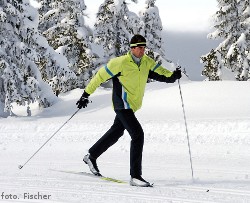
xmin=172 ymin=68 xmax=182 ymax=80
xmin=76 ymin=91 xmax=90 ymax=109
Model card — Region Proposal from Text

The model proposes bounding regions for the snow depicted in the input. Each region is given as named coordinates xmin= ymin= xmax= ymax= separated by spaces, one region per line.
xmin=1 ymin=81 xmax=250 ymax=202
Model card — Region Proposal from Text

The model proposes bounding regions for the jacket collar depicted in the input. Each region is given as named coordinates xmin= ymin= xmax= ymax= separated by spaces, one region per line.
xmin=127 ymin=51 xmax=146 ymax=64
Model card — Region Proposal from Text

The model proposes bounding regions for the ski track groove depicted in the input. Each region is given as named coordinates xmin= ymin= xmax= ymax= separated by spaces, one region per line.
xmin=1 ymin=115 xmax=250 ymax=202
xmin=2 ymin=180 xmax=250 ymax=198
xmin=1 ymin=176 xmax=250 ymax=196
xmin=1 ymin=176 xmax=250 ymax=203
xmin=0 ymin=184 xmax=216 ymax=203
xmin=157 ymin=184 xmax=250 ymax=197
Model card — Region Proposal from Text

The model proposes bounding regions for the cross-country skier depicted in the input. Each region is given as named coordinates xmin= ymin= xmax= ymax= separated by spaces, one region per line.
xmin=76 ymin=34 xmax=182 ymax=187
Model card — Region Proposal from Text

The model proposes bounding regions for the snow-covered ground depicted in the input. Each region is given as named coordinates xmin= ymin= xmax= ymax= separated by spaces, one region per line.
xmin=1 ymin=81 xmax=250 ymax=203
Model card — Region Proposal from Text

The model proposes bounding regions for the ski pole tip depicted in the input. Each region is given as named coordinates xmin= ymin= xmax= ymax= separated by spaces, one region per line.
xmin=18 ymin=165 xmax=23 ymax=169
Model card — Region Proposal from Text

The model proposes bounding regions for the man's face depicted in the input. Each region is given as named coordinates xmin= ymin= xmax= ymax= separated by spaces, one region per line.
xmin=131 ymin=46 xmax=146 ymax=58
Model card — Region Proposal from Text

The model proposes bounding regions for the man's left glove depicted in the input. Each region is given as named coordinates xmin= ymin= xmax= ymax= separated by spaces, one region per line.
xmin=76 ymin=91 xmax=90 ymax=109
xmin=172 ymin=68 xmax=182 ymax=80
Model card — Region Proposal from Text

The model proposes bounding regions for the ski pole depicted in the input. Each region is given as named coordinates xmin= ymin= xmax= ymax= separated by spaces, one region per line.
xmin=177 ymin=79 xmax=194 ymax=180
xmin=18 ymin=108 xmax=80 ymax=170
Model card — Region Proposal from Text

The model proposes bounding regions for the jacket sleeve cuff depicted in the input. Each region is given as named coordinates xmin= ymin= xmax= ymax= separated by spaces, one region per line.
xmin=82 ymin=91 xmax=90 ymax=98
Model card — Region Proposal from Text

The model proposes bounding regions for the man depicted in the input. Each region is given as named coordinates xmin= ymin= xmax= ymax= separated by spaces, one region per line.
xmin=76 ymin=34 xmax=182 ymax=187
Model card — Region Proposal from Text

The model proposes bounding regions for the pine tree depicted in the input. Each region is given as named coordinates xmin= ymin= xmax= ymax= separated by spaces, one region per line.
xmin=201 ymin=0 xmax=250 ymax=81
xmin=0 ymin=0 xmax=59 ymax=116
xmin=139 ymin=0 xmax=164 ymax=59
xmin=39 ymin=0 xmax=97 ymax=88
xmin=94 ymin=0 xmax=116 ymax=59
xmin=115 ymin=0 xmax=141 ymax=56
xmin=201 ymin=49 xmax=223 ymax=81
xmin=94 ymin=0 xmax=142 ymax=59
xmin=37 ymin=0 xmax=54 ymax=33
xmin=229 ymin=0 xmax=250 ymax=80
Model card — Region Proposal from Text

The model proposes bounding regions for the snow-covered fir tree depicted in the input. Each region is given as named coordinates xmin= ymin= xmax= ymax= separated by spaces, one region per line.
xmin=139 ymin=0 xmax=164 ymax=60
xmin=31 ymin=1 xmax=77 ymax=94
xmin=229 ymin=0 xmax=250 ymax=80
xmin=94 ymin=0 xmax=142 ymax=59
xmin=93 ymin=0 xmax=116 ymax=59
xmin=39 ymin=0 xmax=97 ymax=88
xmin=37 ymin=0 xmax=54 ymax=33
xmin=201 ymin=0 xmax=250 ymax=81
xmin=0 ymin=0 xmax=63 ymax=117
xmin=201 ymin=49 xmax=223 ymax=81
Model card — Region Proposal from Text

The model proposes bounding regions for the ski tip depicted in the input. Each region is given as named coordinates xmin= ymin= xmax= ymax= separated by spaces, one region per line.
xmin=148 ymin=183 xmax=154 ymax=187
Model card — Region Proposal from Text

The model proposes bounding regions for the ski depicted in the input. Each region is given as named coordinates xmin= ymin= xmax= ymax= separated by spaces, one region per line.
xmin=51 ymin=169 xmax=154 ymax=187
xmin=50 ymin=169 xmax=127 ymax=184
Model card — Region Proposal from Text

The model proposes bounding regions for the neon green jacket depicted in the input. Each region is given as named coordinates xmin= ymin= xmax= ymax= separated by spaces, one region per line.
xmin=85 ymin=51 xmax=175 ymax=112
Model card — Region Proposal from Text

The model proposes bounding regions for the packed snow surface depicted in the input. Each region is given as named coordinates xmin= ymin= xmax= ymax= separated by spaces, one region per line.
xmin=1 ymin=81 xmax=250 ymax=202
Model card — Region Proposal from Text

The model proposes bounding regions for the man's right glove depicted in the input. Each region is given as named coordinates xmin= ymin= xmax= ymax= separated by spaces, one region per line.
xmin=172 ymin=68 xmax=182 ymax=80
xmin=76 ymin=91 xmax=90 ymax=109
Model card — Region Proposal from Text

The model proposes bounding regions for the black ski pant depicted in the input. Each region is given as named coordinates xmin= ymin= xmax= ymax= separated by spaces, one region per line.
xmin=89 ymin=109 xmax=144 ymax=177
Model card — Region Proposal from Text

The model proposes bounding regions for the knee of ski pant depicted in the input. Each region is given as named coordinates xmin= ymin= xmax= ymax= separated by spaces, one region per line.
xmin=110 ymin=130 xmax=124 ymax=145
xmin=130 ymin=126 xmax=144 ymax=141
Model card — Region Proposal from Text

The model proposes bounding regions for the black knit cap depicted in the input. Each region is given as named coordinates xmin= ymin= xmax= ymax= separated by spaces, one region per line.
xmin=130 ymin=34 xmax=146 ymax=48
